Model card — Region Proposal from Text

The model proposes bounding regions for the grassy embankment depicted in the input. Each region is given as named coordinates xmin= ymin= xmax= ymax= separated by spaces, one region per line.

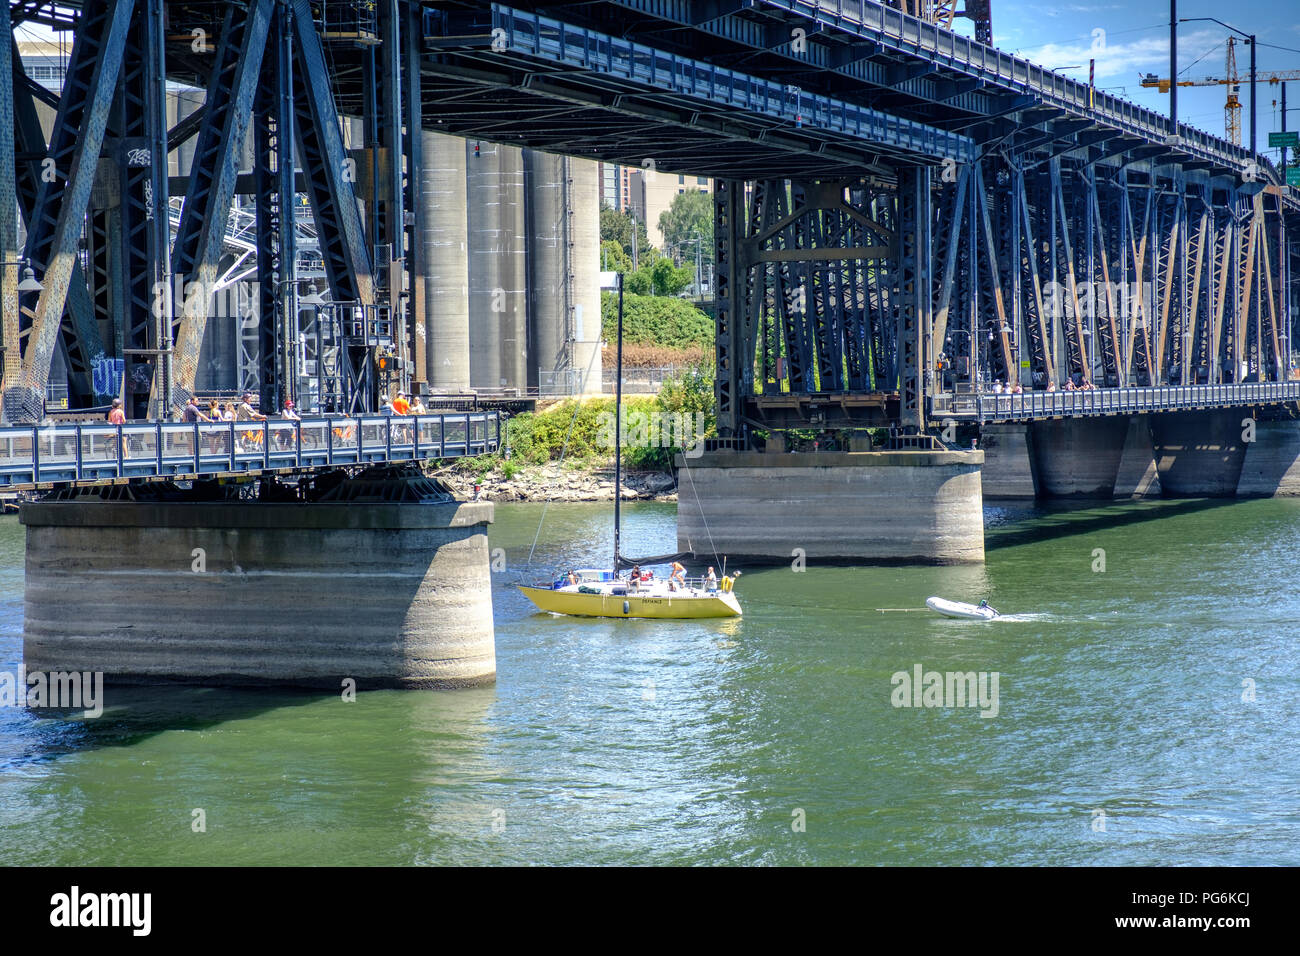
xmin=438 ymin=293 xmax=715 ymax=482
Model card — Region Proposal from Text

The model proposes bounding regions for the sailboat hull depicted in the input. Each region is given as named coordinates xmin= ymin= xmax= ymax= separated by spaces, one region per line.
xmin=519 ymin=585 xmax=742 ymax=619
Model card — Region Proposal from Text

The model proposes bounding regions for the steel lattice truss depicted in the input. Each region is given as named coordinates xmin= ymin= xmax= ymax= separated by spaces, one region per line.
xmin=0 ymin=0 xmax=1295 ymax=437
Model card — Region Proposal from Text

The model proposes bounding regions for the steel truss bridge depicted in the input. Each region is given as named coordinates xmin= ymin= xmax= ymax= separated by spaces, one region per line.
xmin=0 ymin=0 xmax=1296 ymax=462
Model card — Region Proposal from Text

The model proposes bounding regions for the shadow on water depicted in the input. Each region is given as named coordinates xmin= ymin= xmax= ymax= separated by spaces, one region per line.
xmin=2 ymin=684 xmax=337 ymax=770
xmin=984 ymin=497 xmax=1239 ymax=550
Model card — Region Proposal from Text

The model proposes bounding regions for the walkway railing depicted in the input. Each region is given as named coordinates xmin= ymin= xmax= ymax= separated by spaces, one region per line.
xmin=0 ymin=412 xmax=501 ymax=489
xmin=932 ymin=383 xmax=1300 ymax=423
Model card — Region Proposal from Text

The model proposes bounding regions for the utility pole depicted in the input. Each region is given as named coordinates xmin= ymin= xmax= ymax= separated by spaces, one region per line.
xmin=1248 ymin=34 xmax=1257 ymax=157
xmin=1170 ymin=0 xmax=1178 ymax=134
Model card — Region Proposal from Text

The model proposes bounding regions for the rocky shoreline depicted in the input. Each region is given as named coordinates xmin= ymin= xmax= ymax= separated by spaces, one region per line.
xmin=432 ymin=463 xmax=678 ymax=503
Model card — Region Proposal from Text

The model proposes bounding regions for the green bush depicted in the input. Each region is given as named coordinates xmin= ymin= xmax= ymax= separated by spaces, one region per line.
xmin=601 ymin=293 xmax=713 ymax=351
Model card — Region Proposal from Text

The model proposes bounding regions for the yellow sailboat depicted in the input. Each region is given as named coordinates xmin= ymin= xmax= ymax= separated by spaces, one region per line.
xmin=520 ymin=569 xmax=742 ymax=619
xmin=518 ymin=272 xmax=742 ymax=620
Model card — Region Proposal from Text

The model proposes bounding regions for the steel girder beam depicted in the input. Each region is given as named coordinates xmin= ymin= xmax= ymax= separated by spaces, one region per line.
xmin=4 ymin=0 xmax=133 ymax=423
xmin=1185 ymin=200 xmax=1210 ymax=384
xmin=1046 ymin=159 xmax=1087 ymax=382
xmin=404 ymin=0 xmax=426 ymax=390
xmin=163 ymin=0 xmax=273 ymax=414
xmin=290 ymin=0 xmax=374 ymax=310
xmin=11 ymin=55 xmax=102 ymax=406
xmin=377 ymin=0 xmax=406 ymax=390
xmin=0 ymin=9 xmax=15 ymax=391
xmin=713 ymin=178 xmax=742 ymax=437
xmin=254 ymin=3 xmax=296 ymax=413
xmin=1086 ymin=167 xmax=1122 ymax=385
xmin=972 ymin=162 xmax=1014 ymax=381
xmin=931 ymin=164 xmax=968 ymax=360
xmin=771 ymin=183 xmax=810 ymax=393
xmin=118 ymin=0 xmax=170 ymax=418
xmin=896 ymin=165 xmax=928 ymax=430
xmin=1209 ymin=207 xmax=1232 ymax=384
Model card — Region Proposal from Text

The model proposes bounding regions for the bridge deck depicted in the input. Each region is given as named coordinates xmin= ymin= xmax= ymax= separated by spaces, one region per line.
xmin=0 ymin=412 xmax=501 ymax=490
xmin=932 ymin=384 xmax=1300 ymax=424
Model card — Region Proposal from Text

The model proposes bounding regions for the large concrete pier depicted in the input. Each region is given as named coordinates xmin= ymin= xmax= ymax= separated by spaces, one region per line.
xmin=980 ymin=411 xmax=1300 ymax=499
xmin=21 ymin=499 xmax=496 ymax=689
xmin=677 ymin=449 xmax=985 ymax=563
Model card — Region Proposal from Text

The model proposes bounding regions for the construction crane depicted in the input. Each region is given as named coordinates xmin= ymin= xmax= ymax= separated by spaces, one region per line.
xmin=1141 ymin=37 xmax=1300 ymax=145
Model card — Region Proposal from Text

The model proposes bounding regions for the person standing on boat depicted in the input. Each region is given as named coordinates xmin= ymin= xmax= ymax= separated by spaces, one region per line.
xmin=705 ymin=567 xmax=717 ymax=592
xmin=670 ymin=561 xmax=686 ymax=587
xmin=628 ymin=565 xmax=641 ymax=594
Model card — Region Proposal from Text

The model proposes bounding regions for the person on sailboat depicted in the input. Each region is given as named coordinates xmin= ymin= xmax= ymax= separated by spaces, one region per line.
xmin=628 ymin=566 xmax=641 ymax=594
xmin=705 ymin=567 xmax=718 ymax=592
xmin=670 ymin=561 xmax=686 ymax=587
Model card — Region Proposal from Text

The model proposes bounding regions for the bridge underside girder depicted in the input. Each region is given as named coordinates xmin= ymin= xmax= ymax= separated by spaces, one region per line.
xmin=0 ymin=0 xmax=1296 ymax=435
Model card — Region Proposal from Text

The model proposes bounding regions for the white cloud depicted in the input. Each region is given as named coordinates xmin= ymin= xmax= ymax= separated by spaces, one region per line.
xmin=1017 ymin=29 xmax=1222 ymax=83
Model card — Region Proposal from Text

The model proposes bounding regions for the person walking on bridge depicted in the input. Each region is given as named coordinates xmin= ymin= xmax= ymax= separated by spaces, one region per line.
xmin=234 ymin=392 xmax=266 ymax=453
xmin=107 ymin=398 xmax=127 ymax=459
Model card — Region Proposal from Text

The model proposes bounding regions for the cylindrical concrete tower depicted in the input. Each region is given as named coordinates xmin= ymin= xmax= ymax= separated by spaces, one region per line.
xmin=423 ymin=131 xmax=470 ymax=391
xmin=526 ymin=152 xmax=603 ymax=396
xmin=466 ymin=140 xmax=502 ymax=390
xmin=569 ymin=157 xmax=603 ymax=395
xmin=172 ymin=87 xmax=205 ymax=178
xmin=526 ymin=149 xmax=567 ymax=394
xmin=498 ymin=144 xmax=528 ymax=392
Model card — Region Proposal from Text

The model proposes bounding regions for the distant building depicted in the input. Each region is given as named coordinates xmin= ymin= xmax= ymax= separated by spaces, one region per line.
xmin=600 ymin=162 xmax=637 ymax=212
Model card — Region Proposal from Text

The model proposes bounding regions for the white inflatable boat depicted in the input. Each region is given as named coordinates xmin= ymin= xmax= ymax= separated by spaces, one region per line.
xmin=926 ymin=596 xmax=999 ymax=620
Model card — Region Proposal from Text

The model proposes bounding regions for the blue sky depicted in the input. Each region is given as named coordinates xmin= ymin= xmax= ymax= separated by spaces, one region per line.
xmin=976 ymin=0 xmax=1300 ymax=159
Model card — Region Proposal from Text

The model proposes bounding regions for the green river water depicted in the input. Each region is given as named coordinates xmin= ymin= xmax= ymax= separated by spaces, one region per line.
xmin=0 ymin=499 xmax=1296 ymax=865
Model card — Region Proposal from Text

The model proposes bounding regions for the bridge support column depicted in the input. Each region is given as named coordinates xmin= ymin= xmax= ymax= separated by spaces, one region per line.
xmin=1028 ymin=417 xmax=1129 ymax=498
xmin=978 ymin=424 xmax=1038 ymax=499
xmin=1236 ymin=418 xmax=1300 ymax=496
xmin=21 ymin=498 xmax=496 ymax=689
xmin=1149 ymin=409 xmax=1248 ymax=497
xmin=676 ymin=449 xmax=984 ymax=563
xmin=1113 ymin=416 xmax=1162 ymax=499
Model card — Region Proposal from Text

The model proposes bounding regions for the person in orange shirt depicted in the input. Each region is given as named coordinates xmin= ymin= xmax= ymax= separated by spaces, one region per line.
xmin=391 ymin=392 xmax=411 ymax=416
xmin=107 ymin=398 xmax=127 ymax=459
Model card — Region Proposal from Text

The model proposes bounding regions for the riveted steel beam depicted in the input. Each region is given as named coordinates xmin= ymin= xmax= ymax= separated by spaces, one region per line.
xmin=162 ymin=0 xmax=273 ymax=415
xmin=4 ymin=0 xmax=135 ymax=424
xmin=290 ymin=0 xmax=374 ymax=309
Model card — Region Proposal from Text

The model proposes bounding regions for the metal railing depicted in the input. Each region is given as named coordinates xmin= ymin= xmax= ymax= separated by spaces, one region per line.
xmin=932 ymin=383 xmax=1300 ymax=423
xmin=0 ymin=412 xmax=501 ymax=489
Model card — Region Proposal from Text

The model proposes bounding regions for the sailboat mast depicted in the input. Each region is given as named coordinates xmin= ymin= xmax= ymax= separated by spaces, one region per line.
xmin=613 ymin=272 xmax=624 ymax=574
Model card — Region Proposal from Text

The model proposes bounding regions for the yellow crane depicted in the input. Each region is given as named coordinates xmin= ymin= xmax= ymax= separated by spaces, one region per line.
xmin=1141 ymin=38 xmax=1300 ymax=145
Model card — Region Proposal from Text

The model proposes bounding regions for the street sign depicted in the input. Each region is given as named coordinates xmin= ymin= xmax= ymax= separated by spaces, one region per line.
xmin=1288 ymin=168 xmax=1300 ymax=187
xmin=1269 ymin=131 xmax=1300 ymax=149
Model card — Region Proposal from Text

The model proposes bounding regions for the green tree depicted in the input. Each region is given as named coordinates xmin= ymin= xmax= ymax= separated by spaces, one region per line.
xmin=600 ymin=240 xmax=633 ymax=274
xmin=649 ymin=257 xmax=694 ymax=296
xmin=600 ymin=205 xmax=655 ymax=263
xmin=658 ymin=190 xmax=713 ymax=265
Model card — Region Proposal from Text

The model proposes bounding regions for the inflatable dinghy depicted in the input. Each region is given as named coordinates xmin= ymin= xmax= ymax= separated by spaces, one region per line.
xmin=926 ymin=596 xmax=999 ymax=620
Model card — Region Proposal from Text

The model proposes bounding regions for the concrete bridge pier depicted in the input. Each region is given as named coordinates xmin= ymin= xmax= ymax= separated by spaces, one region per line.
xmin=21 ymin=482 xmax=496 ymax=690
xmin=1237 ymin=418 xmax=1300 ymax=495
xmin=1148 ymin=409 xmax=1249 ymax=497
xmin=981 ymin=416 xmax=1162 ymax=500
xmin=676 ymin=449 xmax=985 ymax=563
